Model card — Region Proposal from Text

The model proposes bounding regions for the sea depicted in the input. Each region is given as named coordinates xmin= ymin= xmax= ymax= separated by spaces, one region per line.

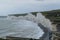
xmin=0 ymin=17 xmax=44 ymax=39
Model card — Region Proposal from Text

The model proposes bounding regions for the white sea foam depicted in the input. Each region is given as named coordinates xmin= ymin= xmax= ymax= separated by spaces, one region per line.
xmin=36 ymin=13 xmax=52 ymax=30
xmin=0 ymin=18 xmax=44 ymax=39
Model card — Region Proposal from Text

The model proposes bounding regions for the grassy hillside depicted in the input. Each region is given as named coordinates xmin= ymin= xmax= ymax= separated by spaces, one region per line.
xmin=41 ymin=9 xmax=60 ymax=24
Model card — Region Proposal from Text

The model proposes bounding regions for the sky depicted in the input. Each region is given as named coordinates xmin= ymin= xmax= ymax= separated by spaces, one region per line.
xmin=0 ymin=0 xmax=60 ymax=16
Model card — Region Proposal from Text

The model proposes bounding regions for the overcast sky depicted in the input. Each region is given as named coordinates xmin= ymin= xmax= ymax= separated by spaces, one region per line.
xmin=0 ymin=0 xmax=60 ymax=16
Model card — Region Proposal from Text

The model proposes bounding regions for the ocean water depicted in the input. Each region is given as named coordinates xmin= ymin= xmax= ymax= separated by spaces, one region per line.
xmin=0 ymin=18 xmax=44 ymax=39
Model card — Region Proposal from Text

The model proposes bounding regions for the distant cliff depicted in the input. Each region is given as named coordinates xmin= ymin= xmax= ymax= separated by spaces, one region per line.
xmin=0 ymin=16 xmax=7 ymax=18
